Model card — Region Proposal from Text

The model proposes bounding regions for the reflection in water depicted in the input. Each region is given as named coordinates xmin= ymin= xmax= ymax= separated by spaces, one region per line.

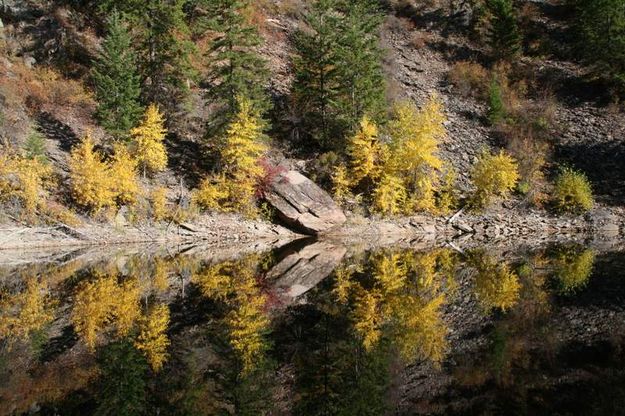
xmin=1 ymin=242 xmax=624 ymax=415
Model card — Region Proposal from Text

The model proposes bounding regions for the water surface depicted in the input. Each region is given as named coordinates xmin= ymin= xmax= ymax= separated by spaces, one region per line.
xmin=1 ymin=241 xmax=624 ymax=415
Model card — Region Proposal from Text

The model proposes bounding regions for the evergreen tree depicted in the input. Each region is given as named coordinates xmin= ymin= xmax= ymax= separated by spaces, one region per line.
xmin=572 ymin=0 xmax=625 ymax=84
xmin=99 ymin=0 xmax=197 ymax=113
xmin=487 ymin=77 xmax=505 ymax=125
xmin=486 ymin=0 xmax=522 ymax=60
xmin=336 ymin=0 xmax=386 ymax=128
xmin=199 ymin=0 xmax=270 ymax=134
xmin=292 ymin=0 xmax=386 ymax=150
xmin=292 ymin=0 xmax=345 ymax=148
xmin=92 ymin=11 xmax=143 ymax=139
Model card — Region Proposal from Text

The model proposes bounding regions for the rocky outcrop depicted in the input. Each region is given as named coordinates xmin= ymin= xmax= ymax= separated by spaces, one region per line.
xmin=265 ymin=170 xmax=347 ymax=235
xmin=267 ymin=241 xmax=347 ymax=304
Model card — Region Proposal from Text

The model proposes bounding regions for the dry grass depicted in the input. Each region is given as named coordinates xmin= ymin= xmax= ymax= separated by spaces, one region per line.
xmin=448 ymin=61 xmax=489 ymax=98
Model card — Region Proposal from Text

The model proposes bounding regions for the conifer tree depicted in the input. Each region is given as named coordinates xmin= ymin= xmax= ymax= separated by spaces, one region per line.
xmin=92 ymin=11 xmax=143 ymax=139
xmin=130 ymin=104 xmax=169 ymax=175
xmin=486 ymin=0 xmax=522 ymax=60
xmin=292 ymin=0 xmax=343 ymax=148
xmin=572 ymin=0 xmax=625 ymax=84
xmin=99 ymin=0 xmax=196 ymax=111
xmin=200 ymin=0 xmax=270 ymax=133
xmin=292 ymin=0 xmax=386 ymax=149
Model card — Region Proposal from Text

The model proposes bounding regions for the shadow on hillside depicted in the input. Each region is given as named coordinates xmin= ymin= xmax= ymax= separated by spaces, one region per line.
xmin=165 ymin=135 xmax=214 ymax=188
xmin=37 ymin=112 xmax=80 ymax=152
xmin=555 ymin=140 xmax=625 ymax=206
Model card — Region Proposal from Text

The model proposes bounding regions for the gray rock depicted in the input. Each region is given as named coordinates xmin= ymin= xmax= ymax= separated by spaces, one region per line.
xmin=265 ymin=170 xmax=347 ymax=235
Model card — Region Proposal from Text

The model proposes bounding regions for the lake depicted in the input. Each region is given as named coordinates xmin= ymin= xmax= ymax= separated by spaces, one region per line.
xmin=1 ymin=240 xmax=624 ymax=415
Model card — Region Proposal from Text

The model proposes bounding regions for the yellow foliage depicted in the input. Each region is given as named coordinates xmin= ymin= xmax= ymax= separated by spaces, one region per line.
xmin=220 ymin=96 xmax=267 ymax=179
xmin=372 ymin=174 xmax=407 ymax=216
xmin=387 ymin=96 xmax=445 ymax=184
xmin=110 ymin=144 xmax=139 ymax=205
xmin=352 ymin=290 xmax=382 ymax=351
xmin=195 ymin=97 xmax=267 ymax=217
xmin=130 ymin=104 xmax=168 ymax=174
xmin=331 ymin=164 xmax=351 ymax=203
xmin=152 ymin=258 xmax=170 ymax=293
xmin=150 ymin=187 xmax=168 ymax=221
xmin=69 ymin=134 xmax=116 ymax=212
xmin=71 ymin=275 xmax=118 ymax=350
xmin=71 ymin=273 xmax=142 ymax=350
xmin=472 ymin=254 xmax=521 ymax=311
xmin=0 ymin=276 xmax=54 ymax=341
xmin=227 ymin=295 xmax=270 ymax=374
xmin=471 ymin=150 xmax=519 ymax=208
xmin=0 ymin=154 xmax=52 ymax=218
xmin=348 ymin=116 xmax=384 ymax=186
xmin=553 ymin=168 xmax=594 ymax=213
xmin=135 ymin=304 xmax=170 ymax=372
xmin=436 ymin=165 xmax=457 ymax=214
xmin=554 ymin=248 xmax=595 ymax=294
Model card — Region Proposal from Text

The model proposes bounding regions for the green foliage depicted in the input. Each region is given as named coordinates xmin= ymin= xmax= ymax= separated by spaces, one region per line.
xmin=292 ymin=0 xmax=385 ymax=149
xmin=486 ymin=0 xmax=522 ymax=60
xmin=553 ymin=167 xmax=594 ymax=213
xmin=95 ymin=340 xmax=148 ymax=416
xmin=471 ymin=150 xmax=519 ymax=208
xmin=23 ymin=129 xmax=47 ymax=163
xmin=201 ymin=0 xmax=270 ymax=133
xmin=92 ymin=11 xmax=143 ymax=139
xmin=100 ymin=0 xmax=197 ymax=111
xmin=571 ymin=0 xmax=625 ymax=85
xmin=487 ymin=77 xmax=505 ymax=125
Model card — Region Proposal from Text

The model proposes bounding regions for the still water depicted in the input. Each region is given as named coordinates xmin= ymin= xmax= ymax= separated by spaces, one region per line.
xmin=1 ymin=241 xmax=624 ymax=415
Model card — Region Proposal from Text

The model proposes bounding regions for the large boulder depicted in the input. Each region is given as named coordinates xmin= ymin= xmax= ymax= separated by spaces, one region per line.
xmin=267 ymin=241 xmax=346 ymax=303
xmin=265 ymin=170 xmax=347 ymax=235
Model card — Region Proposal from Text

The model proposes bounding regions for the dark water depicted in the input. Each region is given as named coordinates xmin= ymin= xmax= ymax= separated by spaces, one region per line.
xmin=1 ymin=242 xmax=624 ymax=416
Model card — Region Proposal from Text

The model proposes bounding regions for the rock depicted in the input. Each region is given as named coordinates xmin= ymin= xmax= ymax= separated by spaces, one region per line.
xmin=453 ymin=221 xmax=474 ymax=234
xmin=268 ymin=241 xmax=347 ymax=303
xmin=23 ymin=55 xmax=36 ymax=68
xmin=265 ymin=170 xmax=347 ymax=235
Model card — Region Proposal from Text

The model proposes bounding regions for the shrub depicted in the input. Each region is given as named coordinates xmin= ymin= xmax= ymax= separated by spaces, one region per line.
xmin=193 ymin=175 xmax=230 ymax=212
xmin=447 ymin=61 xmax=489 ymax=97
xmin=69 ymin=134 xmax=116 ymax=212
xmin=130 ymin=104 xmax=168 ymax=175
xmin=553 ymin=167 xmax=594 ymax=213
xmin=471 ymin=150 xmax=519 ymax=208
xmin=23 ymin=129 xmax=47 ymax=163
xmin=0 ymin=154 xmax=52 ymax=219
xmin=150 ymin=187 xmax=168 ymax=222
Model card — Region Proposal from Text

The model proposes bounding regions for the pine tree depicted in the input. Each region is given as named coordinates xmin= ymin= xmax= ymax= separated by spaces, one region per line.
xmin=200 ymin=0 xmax=270 ymax=133
xmin=572 ymin=0 xmax=625 ymax=84
xmin=292 ymin=0 xmax=344 ymax=148
xmin=130 ymin=104 xmax=169 ymax=175
xmin=99 ymin=0 xmax=197 ymax=112
xmin=486 ymin=0 xmax=522 ymax=60
xmin=292 ymin=0 xmax=386 ymax=149
xmin=91 ymin=11 xmax=143 ymax=139
xmin=336 ymin=0 xmax=386 ymax=127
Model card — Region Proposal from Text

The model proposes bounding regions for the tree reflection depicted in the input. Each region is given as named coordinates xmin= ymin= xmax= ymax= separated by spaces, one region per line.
xmin=553 ymin=246 xmax=595 ymax=294
xmin=469 ymin=251 xmax=521 ymax=312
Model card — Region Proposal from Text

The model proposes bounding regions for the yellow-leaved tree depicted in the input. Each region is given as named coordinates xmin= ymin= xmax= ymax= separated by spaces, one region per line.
xmin=135 ymin=304 xmax=170 ymax=372
xmin=471 ymin=150 xmax=519 ymax=209
xmin=0 ymin=155 xmax=51 ymax=219
xmin=194 ymin=96 xmax=268 ymax=216
xmin=348 ymin=116 xmax=385 ymax=187
xmin=110 ymin=143 xmax=139 ymax=205
xmin=69 ymin=134 xmax=116 ymax=212
xmin=385 ymin=96 xmax=446 ymax=213
xmin=130 ymin=104 xmax=168 ymax=175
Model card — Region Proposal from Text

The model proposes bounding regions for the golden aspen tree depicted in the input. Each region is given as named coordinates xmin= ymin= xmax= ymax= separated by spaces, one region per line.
xmin=110 ymin=143 xmax=139 ymax=205
xmin=135 ymin=304 xmax=170 ymax=372
xmin=348 ymin=116 xmax=384 ymax=186
xmin=130 ymin=104 xmax=168 ymax=175
xmin=69 ymin=134 xmax=116 ymax=212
